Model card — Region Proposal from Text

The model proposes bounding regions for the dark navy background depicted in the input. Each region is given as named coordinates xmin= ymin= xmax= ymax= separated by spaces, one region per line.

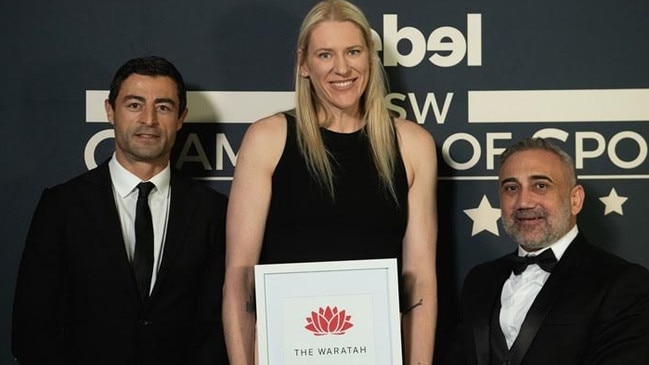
xmin=2 ymin=1 xmax=647 ymax=363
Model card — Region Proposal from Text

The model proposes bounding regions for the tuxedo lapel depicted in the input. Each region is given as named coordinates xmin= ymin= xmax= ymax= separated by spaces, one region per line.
xmin=78 ymin=163 xmax=140 ymax=300
xmin=509 ymin=235 xmax=585 ymax=364
xmin=473 ymin=301 xmax=492 ymax=365
xmin=473 ymin=259 xmax=513 ymax=365
xmin=150 ymin=173 xmax=195 ymax=298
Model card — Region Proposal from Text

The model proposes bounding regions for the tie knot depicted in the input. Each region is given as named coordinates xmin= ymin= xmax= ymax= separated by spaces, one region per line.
xmin=509 ymin=249 xmax=557 ymax=275
xmin=137 ymin=182 xmax=155 ymax=200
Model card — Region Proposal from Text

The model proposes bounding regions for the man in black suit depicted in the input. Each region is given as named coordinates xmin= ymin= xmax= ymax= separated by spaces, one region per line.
xmin=446 ymin=137 xmax=649 ymax=365
xmin=12 ymin=56 xmax=228 ymax=365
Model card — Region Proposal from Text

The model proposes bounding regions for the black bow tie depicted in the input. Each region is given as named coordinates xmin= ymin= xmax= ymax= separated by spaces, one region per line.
xmin=509 ymin=249 xmax=557 ymax=275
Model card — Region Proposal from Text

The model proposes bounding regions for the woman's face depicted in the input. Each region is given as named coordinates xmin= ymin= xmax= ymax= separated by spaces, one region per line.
xmin=300 ymin=20 xmax=370 ymax=116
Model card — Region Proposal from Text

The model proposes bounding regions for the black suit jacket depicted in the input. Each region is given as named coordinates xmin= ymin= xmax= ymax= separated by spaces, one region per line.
xmin=445 ymin=233 xmax=649 ymax=365
xmin=12 ymin=162 xmax=229 ymax=365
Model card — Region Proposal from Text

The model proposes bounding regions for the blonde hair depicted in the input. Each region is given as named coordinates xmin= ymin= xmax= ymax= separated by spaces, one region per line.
xmin=294 ymin=0 xmax=398 ymax=199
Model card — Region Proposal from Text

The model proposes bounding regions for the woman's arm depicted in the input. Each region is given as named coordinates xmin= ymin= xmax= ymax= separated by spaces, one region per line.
xmin=222 ymin=114 xmax=286 ymax=365
xmin=396 ymin=118 xmax=439 ymax=365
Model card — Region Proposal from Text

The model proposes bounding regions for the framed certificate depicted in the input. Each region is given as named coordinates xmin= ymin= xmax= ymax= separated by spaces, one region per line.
xmin=254 ymin=258 xmax=402 ymax=365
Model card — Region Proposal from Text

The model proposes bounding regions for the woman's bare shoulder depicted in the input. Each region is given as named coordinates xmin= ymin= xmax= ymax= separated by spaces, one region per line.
xmin=393 ymin=117 xmax=436 ymax=148
xmin=246 ymin=113 xmax=287 ymax=137
xmin=237 ymin=113 xmax=286 ymax=152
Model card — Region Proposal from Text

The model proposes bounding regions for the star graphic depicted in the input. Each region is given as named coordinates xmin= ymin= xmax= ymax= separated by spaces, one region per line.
xmin=463 ymin=195 xmax=501 ymax=236
xmin=599 ymin=188 xmax=628 ymax=216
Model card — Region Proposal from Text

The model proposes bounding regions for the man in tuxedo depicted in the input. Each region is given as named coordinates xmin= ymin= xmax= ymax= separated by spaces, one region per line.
xmin=446 ymin=137 xmax=649 ymax=365
xmin=12 ymin=56 xmax=228 ymax=365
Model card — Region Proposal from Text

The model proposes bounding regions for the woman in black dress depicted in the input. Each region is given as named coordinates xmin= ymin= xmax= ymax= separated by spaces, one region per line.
xmin=222 ymin=1 xmax=439 ymax=363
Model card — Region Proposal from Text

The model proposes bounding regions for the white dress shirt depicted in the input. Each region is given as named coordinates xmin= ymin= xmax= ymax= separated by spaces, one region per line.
xmin=499 ymin=225 xmax=578 ymax=348
xmin=108 ymin=155 xmax=171 ymax=294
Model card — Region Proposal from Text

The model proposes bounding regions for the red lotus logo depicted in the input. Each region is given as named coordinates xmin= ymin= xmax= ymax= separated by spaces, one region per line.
xmin=304 ymin=306 xmax=354 ymax=336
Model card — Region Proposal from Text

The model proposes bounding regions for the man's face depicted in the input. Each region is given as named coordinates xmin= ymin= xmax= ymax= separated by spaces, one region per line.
xmin=105 ymin=74 xmax=186 ymax=169
xmin=498 ymin=149 xmax=584 ymax=251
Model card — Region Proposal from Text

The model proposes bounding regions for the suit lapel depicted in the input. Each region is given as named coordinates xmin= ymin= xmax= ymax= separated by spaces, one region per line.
xmin=150 ymin=172 xmax=195 ymax=299
xmin=79 ymin=163 xmax=141 ymax=300
xmin=473 ymin=259 xmax=513 ymax=365
xmin=509 ymin=235 xmax=585 ymax=364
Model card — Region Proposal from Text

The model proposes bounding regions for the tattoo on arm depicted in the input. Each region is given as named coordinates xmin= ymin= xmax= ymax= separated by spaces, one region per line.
xmin=403 ymin=298 xmax=423 ymax=314
xmin=245 ymin=287 xmax=256 ymax=313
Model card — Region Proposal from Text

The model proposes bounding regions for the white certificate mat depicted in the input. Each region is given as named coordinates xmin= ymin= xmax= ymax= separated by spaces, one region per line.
xmin=255 ymin=259 xmax=402 ymax=365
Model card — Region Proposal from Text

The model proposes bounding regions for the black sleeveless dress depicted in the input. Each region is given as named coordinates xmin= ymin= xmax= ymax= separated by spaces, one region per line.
xmin=260 ymin=113 xmax=409 ymax=275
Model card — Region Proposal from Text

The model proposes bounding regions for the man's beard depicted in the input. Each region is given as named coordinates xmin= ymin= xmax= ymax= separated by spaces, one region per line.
xmin=503 ymin=205 xmax=571 ymax=251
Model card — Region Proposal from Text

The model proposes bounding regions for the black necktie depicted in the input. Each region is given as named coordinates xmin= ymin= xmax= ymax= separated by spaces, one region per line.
xmin=133 ymin=182 xmax=155 ymax=303
xmin=509 ymin=249 xmax=557 ymax=275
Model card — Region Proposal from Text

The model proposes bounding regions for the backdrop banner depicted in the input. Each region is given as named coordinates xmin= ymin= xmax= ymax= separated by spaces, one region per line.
xmin=2 ymin=1 xmax=648 ymax=363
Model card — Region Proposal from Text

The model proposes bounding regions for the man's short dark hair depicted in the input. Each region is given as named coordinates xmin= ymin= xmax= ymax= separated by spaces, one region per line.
xmin=108 ymin=56 xmax=187 ymax=117
xmin=500 ymin=137 xmax=578 ymax=186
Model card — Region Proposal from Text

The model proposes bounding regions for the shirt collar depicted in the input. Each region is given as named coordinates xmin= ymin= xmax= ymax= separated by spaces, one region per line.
xmin=108 ymin=154 xmax=171 ymax=198
xmin=518 ymin=225 xmax=578 ymax=261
